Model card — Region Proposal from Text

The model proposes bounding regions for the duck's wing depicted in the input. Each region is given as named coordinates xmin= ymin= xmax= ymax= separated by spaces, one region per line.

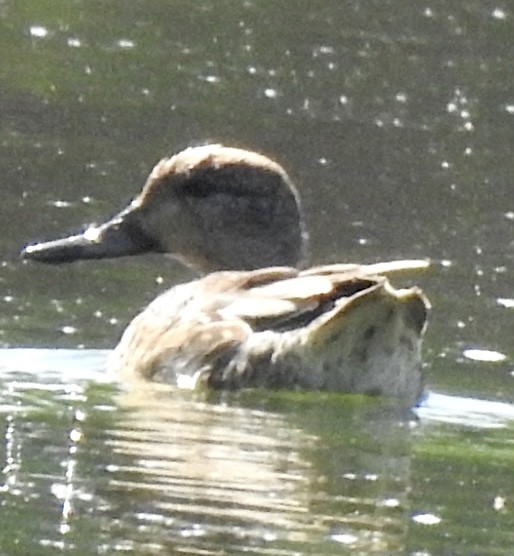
xmin=214 ymin=261 xmax=429 ymax=335
xmin=217 ymin=267 xmax=389 ymax=332
xmin=300 ymin=259 xmax=430 ymax=277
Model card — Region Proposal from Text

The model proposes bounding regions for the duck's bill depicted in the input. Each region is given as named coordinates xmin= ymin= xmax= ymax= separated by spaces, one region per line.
xmin=21 ymin=216 xmax=157 ymax=264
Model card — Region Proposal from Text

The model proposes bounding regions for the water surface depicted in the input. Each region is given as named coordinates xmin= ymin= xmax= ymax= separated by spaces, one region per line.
xmin=1 ymin=1 xmax=514 ymax=554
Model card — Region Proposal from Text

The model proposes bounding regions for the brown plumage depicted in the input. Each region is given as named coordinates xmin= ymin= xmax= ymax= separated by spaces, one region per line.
xmin=22 ymin=144 xmax=430 ymax=405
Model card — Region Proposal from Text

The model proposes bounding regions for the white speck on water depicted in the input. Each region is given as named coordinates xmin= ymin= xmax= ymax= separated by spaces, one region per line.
xmin=497 ymin=298 xmax=514 ymax=308
xmin=381 ymin=497 xmax=401 ymax=508
xmin=412 ymin=513 xmax=442 ymax=525
xmin=492 ymin=8 xmax=507 ymax=20
xmin=75 ymin=410 xmax=86 ymax=422
xmin=493 ymin=496 xmax=506 ymax=511
xmin=67 ymin=37 xmax=81 ymax=47
xmin=50 ymin=483 xmax=68 ymax=500
xmin=69 ymin=428 xmax=82 ymax=442
xmin=51 ymin=200 xmax=71 ymax=208
xmin=117 ymin=38 xmax=135 ymax=49
xmin=331 ymin=532 xmax=358 ymax=545
xmin=29 ymin=25 xmax=48 ymax=38
xmin=463 ymin=349 xmax=507 ymax=362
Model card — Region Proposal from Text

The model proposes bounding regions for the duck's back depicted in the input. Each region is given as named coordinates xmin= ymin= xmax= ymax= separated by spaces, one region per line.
xmin=110 ymin=264 xmax=428 ymax=405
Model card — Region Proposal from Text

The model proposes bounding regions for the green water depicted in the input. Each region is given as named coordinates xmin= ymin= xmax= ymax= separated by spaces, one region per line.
xmin=1 ymin=350 xmax=514 ymax=554
xmin=1 ymin=1 xmax=514 ymax=554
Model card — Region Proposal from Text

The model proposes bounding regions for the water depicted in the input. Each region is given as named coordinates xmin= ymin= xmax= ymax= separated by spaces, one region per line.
xmin=1 ymin=1 xmax=514 ymax=554
xmin=1 ymin=350 xmax=514 ymax=555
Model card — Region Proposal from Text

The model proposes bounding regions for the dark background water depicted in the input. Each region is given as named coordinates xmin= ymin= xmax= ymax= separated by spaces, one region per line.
xmin=1 ymin=1 xmax=514 ymax=554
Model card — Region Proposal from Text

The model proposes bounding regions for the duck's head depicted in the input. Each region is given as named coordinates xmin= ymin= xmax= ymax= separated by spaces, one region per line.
xmin=21 ymin=144 xmax=308 ymax=271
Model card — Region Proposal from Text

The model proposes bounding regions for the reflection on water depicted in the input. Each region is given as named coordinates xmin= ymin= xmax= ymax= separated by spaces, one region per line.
xmin=0 ymin=350 xmax=416 ymax=554
xmin=1 ymin=349 xmax=514 ymax=554
xmin=110 ymin=386 xmax=413 ymax=554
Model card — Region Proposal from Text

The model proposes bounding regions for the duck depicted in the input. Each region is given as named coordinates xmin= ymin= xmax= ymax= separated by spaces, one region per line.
xmin=21 ymin=144 xmax=430 ymax=405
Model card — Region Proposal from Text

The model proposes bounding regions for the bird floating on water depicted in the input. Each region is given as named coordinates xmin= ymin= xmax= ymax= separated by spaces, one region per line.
xmin=22 ymin=144 xmax=430 ymax=405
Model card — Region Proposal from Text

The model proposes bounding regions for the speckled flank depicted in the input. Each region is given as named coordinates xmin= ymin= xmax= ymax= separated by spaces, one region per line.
xmin=110 ymin=266 xmax=429 ymax=406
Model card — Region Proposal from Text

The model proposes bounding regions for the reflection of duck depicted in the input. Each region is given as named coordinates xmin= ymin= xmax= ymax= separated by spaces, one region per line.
xmin=22 ymin=144 xmax=429 ymax=405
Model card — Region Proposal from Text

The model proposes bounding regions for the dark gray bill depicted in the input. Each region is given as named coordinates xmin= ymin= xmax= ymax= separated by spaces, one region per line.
xmin=21 ymin=212 xmax=159 ymax=264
